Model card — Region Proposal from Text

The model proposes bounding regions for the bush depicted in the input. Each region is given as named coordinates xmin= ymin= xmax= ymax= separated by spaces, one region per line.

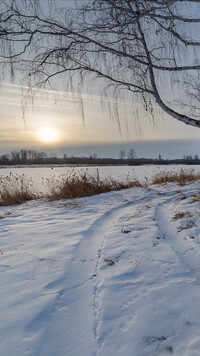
xmin=0 ymin=188 xmax=39 ymax=206
xmin=151 ymin=169 xmax=200 ymax=186
xmin=47 ymin=170 xmax=142 ymax=201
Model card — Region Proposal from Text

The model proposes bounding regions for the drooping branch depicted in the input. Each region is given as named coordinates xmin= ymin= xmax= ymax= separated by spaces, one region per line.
xmin=0 ymin=0 xmax=200 ymax=127
xmin=136 ymin=3 xmax=200 ymax=127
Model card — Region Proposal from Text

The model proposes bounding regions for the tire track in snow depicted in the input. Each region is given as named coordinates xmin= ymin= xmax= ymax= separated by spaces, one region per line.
xmin=93 ymin=237 xmax=106 ymax=341
xmin=24 ymin=187 xmax=183 ymax=355
xmin=155 ymin=193 xmax=200 ymax=285
xmin=28 ymin=194 xmax=146 ymax=356
xmin=92 ymin=189 xmax=181 ymax=355
xmin=92 ymin=191 xmax=161 ymax=351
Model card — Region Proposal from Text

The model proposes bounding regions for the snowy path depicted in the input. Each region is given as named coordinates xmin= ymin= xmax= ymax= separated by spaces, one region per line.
xmin=1 ymin=184 xmax=200 ymax=355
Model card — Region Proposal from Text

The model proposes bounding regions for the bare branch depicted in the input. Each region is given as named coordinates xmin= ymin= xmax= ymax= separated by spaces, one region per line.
xmin=0 ymin=0 xmax=200 ymax=127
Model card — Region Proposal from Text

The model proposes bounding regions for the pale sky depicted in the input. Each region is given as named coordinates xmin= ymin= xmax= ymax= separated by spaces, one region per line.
xmin=0 ymin=82 xmax=200 ymax=158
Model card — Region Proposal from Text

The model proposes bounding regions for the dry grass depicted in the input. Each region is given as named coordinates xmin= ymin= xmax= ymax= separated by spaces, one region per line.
xmin=47 ymin=171 xmax=142 ymax=201
xmin=0 ymin=170 xmax=142 ymax=206
xmin=0 ymin=187 xmax=39 ymax=206
xmin=190 ymin=192 xmax=200 ymax=204
xmin=172 ymin=212 xmax=185 ymax=221
xmin=0 ymin=168 xmax=200 ymax=206
xmin=173 ymin=211 xmax=193 ymax=221
xmin=104 ymin=258 xmax=115 ymax=266
xmin=178 ymin=192 xmax=187 ymax=201
xmin=151 ymin=169 xmax=200 ymax=186
xmin=178 ymin=220 xmax=196 ymax=232
xmin=58 ymin=201 xmax=81 ymax=209
xmin=0 ymin=173 xmax=40 ymax=206
xmin=0 ymin=175 xmax=40 ymax=206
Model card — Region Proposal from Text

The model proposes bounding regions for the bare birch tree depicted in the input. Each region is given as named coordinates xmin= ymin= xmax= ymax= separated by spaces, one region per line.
xmin=1 ymin=0 xmax=200 ymax=127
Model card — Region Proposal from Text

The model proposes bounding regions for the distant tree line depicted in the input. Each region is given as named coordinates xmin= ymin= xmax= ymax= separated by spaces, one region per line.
xmin=0 ymin=149 xmax=199 ymax=166
xmin=0 ymin=149 xmax=58 ymax=165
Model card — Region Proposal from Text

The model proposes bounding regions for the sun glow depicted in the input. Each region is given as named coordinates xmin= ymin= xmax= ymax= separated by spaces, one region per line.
xmin=37 ymin=127 xmax=59 ymax=143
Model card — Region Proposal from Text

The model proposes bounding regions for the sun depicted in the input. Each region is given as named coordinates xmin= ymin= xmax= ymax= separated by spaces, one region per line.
xmin=37 ymin=127 xmax=59 ymax=143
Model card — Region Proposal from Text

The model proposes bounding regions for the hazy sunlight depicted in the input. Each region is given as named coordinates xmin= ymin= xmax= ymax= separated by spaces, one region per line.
xmin=37 ymin=127 xmax=59 ymax=143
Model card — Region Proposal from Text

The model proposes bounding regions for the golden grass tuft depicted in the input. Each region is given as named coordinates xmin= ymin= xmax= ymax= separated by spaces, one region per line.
xmin=151 ymin=169 xmax=200 ymax=186
xmin=47 ymin=171 xmax=142 ymax=201
xmin=0 ymin=170 xmax=142 ymax=206
xmin=172 ymin=212 xmax=185 ymax=221
xmin=0 ymin=173 xmax=40 ymax=206
xmin=0 ymin=187 xmax=39 ymax=206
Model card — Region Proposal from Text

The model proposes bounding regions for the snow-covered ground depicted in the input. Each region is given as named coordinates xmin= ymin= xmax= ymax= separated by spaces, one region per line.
xmin=1 ymin=169 xmax=200 ymax=355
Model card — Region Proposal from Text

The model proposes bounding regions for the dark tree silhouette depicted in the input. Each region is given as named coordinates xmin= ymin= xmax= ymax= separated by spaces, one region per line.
xmin=128 ymin=149 xmax=136 ymax=160
xmin=119 ymin=149 xmax=126 ymax=161
xmin=1 ymin=1 xmax=200 ymax=127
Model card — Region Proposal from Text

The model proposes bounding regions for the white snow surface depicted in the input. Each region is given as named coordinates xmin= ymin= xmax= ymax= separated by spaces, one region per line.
xmin=1 ymin=173 xmax=200 ymax=355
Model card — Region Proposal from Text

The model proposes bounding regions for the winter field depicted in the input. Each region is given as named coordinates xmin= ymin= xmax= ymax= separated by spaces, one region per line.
xmin=1 ymin=165 xmax=200 ymax=355
xmin=1 ymin=164 xmax=200 ymax=195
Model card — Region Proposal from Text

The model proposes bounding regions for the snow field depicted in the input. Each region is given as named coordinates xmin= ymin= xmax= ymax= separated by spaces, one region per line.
xmin=0 ymin=168 xmax=200 ymax=355
xmin=0 ymin=164 xmax=200 ymax=194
